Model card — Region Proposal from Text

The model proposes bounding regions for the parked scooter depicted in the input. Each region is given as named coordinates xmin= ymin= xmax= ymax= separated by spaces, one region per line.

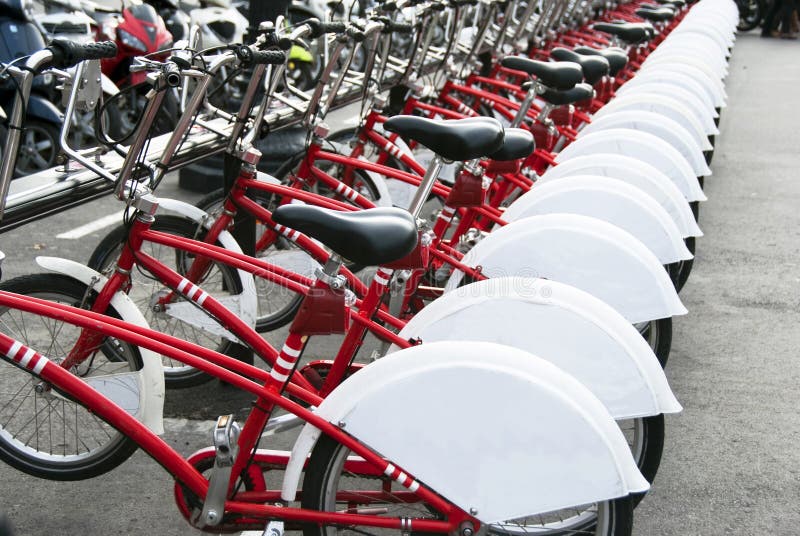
xmin=94 ymin=0 xmax=177 ymax=140
xmin=0 ymin=0 xmax=63 ymax=176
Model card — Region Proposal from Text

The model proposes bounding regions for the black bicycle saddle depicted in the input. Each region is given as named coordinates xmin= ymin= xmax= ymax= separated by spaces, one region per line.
xmin=593 ymin=22 xmax=650 ymax=44
xmin=489 ymin=128 xmax=535 ymax=161
xmin=573 ymin=46 xmax=628 ymax=77
xmin=383 ymin=116 xmax=505 ymax=162
xmin=272 ymin=206 xmax=418 ymax=266
xmin=540 ymin=83 xmax=595 ymax=106
xmin=550 ymin=48 xmax=610 ymax=85
xmin=500 ymin=56 xmax=584 ymax=90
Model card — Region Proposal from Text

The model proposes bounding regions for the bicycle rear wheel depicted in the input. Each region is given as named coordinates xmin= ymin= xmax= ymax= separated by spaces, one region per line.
xmin=0 ymin=274 xmax=141 ymax=480
xmin=302 ymin=434 xmax=633 ymax=536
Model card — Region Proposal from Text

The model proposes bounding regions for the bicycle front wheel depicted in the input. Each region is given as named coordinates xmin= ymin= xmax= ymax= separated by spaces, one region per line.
xmin=88 ymin=215 xmax=243 ymax=388
xmin=0 ymin=274 xmax=141 ymax=480
xmin=301 ymin=434 xmax=633 ymax=536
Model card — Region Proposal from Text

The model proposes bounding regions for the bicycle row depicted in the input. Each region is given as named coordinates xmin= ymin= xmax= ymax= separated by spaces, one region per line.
xmin=0 ymin=0 xmax=738 ymax=534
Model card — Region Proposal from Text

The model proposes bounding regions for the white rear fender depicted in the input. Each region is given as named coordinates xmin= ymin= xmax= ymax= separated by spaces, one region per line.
xmin=556 ymin=128 xmax=707 ymax=202
xmin=445 ymin=214 xmax=687 ymax=323
xmin=35 ymin=256 xmax=165 ymax=435
xmin=155 ymin=198 xmax=257 ymax=329
xmin=651 ymin=43 xmax=728 ymax=78
xmin=281 ymin=341 xmax=649 ymax=522
xmin=595 ymin=93 xmax=712 ymax=151
xmin=641 ymin=57 xmax=727 ymax=101
xmin=391 ymin=277 xmax=682 ymax=419
xmin=583 ymin=110 xmax=712 ymax=176
xmin=619 ymin=71 xmax=717 ymax=117
xmin=541 ymin=154 xmax=702 ymax=238
xmin=671 ymin=21 xmax=735 ymax=51
xmin=607 ymin=88 xmax=718 ymax=137
xmin=501 ymin=176 xmax=692 ymax=263
xmin=618 ymin=80 xmax=719 ymax=128
xmin=664 ymin=29 xmax=731 ymax=59
xmin=638 ymin=62 xmax=727 ymax=107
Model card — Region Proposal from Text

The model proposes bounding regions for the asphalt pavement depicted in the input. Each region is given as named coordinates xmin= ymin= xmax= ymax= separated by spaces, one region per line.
xmin=0 ymin=31 xmax=798 ymax=536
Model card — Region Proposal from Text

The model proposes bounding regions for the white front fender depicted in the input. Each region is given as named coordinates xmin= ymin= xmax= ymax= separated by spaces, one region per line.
xmin=582 ymin=110 xmax=712 ymax=176
xmin=556 ymin=128 xmax=707 ymax=202
xmin=282 ymin=341 xmax=649 ymax=522
xmin=445 ymin=214 xmax=687 ymax=323
xmin=390 ymin=278 xmax=682 ymax=418
xmin=156 ymin=197 xmax=257 ymax=330
xmin=541 ymin=154 xmax=702 ymax=238
xmin=501 ymin=176 xmax=692 ymax=263
xmin=101 ymin=74 xmax=120 ymax=96
xmin=35 ymin=256 xmax=165 ymax=435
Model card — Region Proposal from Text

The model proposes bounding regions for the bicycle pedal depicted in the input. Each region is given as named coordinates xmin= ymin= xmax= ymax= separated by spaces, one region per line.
xmin=199 ymin=414 xmax=240 ymax=527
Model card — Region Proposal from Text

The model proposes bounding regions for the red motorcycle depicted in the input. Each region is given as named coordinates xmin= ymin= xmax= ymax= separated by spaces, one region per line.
xmin=94 ymin=1 xmax=178 ymax=140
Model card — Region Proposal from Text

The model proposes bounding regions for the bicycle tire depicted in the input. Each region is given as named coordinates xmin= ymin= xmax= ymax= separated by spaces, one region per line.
xmin=87 ymin=215 xmax=242 ymax=388
xmin=301 ymin=434 xmax=634 ymax=536
xmin=0 ymin=274 xmax=141 ymax=480
xmin=637 ymin=317 xmax=672 ymax=368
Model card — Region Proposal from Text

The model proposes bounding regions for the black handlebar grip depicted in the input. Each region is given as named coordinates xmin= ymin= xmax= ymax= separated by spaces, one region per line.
xmin=321 ymin=21 xmax=348 ymax=35
xmin=304 ymin=18 xmax=324 ymax=38
xmin=47 ymin=39 xmax=117 ymax=70
xmin=386 ymin=21 xmax=414 ymax=34
xmin=236 ymin=46 xmax=286 ymax=65
xmin=430 ymin=2 xmax=447 ymax=11
xmin=250 ymin=50 xmax=287 ymax=65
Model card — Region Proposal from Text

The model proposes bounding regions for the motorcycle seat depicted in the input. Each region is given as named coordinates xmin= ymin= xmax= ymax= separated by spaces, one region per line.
xmin=500 ymin=56 xmax=584 ymax=90
xmin=272 ymin=206 xmax=418 ymax=266
xmin=550 ymin=48 xmax=610 ymax=85
xmin=383 ymin=116 xmax=505 ymax=162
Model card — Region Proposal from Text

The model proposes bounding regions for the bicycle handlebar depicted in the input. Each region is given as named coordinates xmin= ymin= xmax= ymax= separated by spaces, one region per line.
xmin=45 ymin=40 xmax=117 ymax=72
xmin=235 ymin=47 xmax=287 ymax=66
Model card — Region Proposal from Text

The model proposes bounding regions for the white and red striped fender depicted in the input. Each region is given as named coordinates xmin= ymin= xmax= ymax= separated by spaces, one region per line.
xmin=592 ymin=94 xmax=712 ymax=152
xmin=34 ymin=256 xmax=165 ymax=435
xmin=638 ymin=62 xmax=727 ymax=108
xmin=156 ymin=197 xmax=258 ymax=334
xmin=616 ymin=71 xmax=717 ymax=120
xmin=500 ymin=176 xmax=692 ymax=264
xmin=389 ymin=277 xmax=682 ymax=418
xmin=582 ymin=110 xmax=712 ymax=176
xmin=445 ymin=213 xmax=687 ymax=323
xmin=541 ymin=154 xmax=702 ymax=238
xmin=281 ymin=341 xmax=649 ymax=522
xmin=555 ymin=128 xmax=707 ymax=202
xmin=617 ymin=82 xmax=720 ymax=138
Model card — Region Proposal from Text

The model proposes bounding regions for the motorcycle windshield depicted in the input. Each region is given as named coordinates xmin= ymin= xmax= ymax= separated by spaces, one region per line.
xmin=127 ymin=3 xmax=160 ymax=24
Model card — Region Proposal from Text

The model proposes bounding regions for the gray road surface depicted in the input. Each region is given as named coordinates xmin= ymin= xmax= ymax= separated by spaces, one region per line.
xmin=0 ymin=31 xmax=798 ymax=536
